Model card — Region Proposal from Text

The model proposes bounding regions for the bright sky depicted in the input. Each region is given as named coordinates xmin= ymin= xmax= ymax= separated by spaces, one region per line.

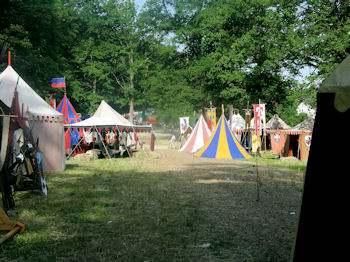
xmin=134 ymin=0 xmax=146 ymax=10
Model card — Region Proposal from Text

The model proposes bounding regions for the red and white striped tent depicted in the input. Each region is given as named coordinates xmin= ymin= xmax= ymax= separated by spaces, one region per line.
xmin=179 ymin=114 xmax=211 ymax=153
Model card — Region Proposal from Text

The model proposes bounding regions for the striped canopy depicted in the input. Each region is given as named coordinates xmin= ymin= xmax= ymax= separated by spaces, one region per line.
xmin=194 ymin=114 xmax=251 ymax=159
xmin=56 ymin=95 xmax=82 ymax=151
xmin=179 ymin=114 xmax=211 ymax=153
xmin=56 ymin=95 xmax=81 ymax=125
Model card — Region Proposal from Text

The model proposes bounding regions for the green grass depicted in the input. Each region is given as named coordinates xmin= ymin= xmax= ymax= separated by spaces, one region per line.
xmin=1 ymin=148 xmax=304 ymax=262
xmin=245 ymin=151 xmax=307 ymax=173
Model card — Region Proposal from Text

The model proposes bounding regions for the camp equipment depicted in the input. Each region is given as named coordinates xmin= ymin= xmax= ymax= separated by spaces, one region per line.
xmin=0 ymin=206 xmax=25 ymax=244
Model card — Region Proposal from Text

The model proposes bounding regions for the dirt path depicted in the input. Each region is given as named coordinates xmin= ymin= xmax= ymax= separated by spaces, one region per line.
xmin=134 ymin=136 xmax=305 ymax=261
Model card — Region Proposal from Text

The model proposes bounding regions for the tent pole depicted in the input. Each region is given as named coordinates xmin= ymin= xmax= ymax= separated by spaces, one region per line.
xmin=95 ymin=127 xmax=111 ymax=160
xmin=66 ymin=137 xmax=84 ymax=160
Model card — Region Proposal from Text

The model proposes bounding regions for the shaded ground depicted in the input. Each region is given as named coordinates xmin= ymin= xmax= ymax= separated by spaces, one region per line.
xmin=1 ymin=134 xmax=305 ymax=262
xmin=133 ymin=136 xmax=304 ymax=261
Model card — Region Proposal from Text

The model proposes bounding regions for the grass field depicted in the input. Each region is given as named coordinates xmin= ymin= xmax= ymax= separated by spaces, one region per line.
xmin=1 ymin=140 xmax=306 ymax=261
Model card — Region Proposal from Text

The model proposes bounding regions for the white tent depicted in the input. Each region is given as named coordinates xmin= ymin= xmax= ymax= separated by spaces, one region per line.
xmin=0 ymin=66 xmax=62 ymax=117
xmin=67 ymin=100 xmax=151 ymax=130
xmin=230 ymin=113 xmax=245 ymax=131
xmin=0 ymin=65 xmax=65 ymax=172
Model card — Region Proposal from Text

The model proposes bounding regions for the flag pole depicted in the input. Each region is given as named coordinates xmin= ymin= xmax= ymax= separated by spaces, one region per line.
xmin=64 ymin=76 xmax=66 ymax=96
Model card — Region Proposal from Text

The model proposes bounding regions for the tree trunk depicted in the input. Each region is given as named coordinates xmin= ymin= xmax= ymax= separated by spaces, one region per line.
xmin=0 ymin=42 xmax=8 ymax=63
xmin=142 ymin=64 xmax=149 ymax=124
xmin=92 ymin=77 xmax=97 ymax=94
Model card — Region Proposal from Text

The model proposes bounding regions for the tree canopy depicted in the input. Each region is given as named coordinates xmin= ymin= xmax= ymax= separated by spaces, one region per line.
xmin=1 ymin=0 xmax=349 ymax=126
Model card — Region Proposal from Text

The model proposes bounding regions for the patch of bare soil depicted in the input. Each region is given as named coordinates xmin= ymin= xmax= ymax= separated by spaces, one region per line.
xmin=137 ymin=137 xmax=304 ymax=261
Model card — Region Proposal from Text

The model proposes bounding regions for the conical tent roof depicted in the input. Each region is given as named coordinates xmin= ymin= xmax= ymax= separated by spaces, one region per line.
xmin=56 ymin=95 xmax=82 ymax=150
xmin=67 ymin=100 xmax=151 ymax=130
xmin=179 ymin=114 xmax=211 ymax=153
xmin=194 ymin=114 xmax=251 ymax=159
xmin=266 ymin=114 xmax=290 ymax=130
xmin=290 ymin=116 xmax=314 ymax=131
xmin=68 ymin=100 xmax=134 ymax=127
xmin=94 ymin=100 xmax=133 ymax=126
xmin=0 ymin=65 xmax=62 ymax=117
xmin=56 ymin=95 xmax=81 ymax=124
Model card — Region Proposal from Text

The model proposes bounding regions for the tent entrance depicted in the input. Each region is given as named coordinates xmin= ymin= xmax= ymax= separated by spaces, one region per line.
xmin=287 ymin=135 xmax=299 ymax=158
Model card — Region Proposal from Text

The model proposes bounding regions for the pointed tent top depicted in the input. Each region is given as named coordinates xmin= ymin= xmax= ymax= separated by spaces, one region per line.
xmin=0 ymin=66 xmax=62 ymax=117
xmin=56 ymin=95 xmax=81 ymax=124
xmin=266 ymin=114 xmax=290 ymax=130
xmin=66 ymin=100 xmax=153 ymax=129
xmin=290 ymin=116 xmax=315 ymax=132
xmin=319 ymin=55 xmax=350 ymax=112
xmin=179 ymin=113 xmax=211 ymax=153
xmin=94 ymin=100 xmax=133 ymax=126
xmin=194 ymin=114 xmax=251 ymax=159
xmin=8 ymin=51 xmax=11 ymax=66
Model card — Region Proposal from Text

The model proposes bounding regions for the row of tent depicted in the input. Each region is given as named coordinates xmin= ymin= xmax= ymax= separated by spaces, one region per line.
xmin=177 ymin=51 xmax=350 ymax=262
xmin=179 ymin=113 xmax=252 ymax=159
xmin=179 ymin=109 xmax=314 ymax=161
xmin=0 ymin=64 xmax=151 ymax=173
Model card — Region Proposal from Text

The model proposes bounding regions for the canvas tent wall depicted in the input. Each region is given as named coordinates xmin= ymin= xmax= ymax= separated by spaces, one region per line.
xmin=265 ymin=117 xmax=313 ymax=161
xmin=0 ymin=65 xmax=65 ymax=172
xmin=0 ymin=100 xmax=14 ymax=210
xmin=291 ymin=55 xmax=350 ymax=261
xmin=179 ymin=114 xmax=211 ymax=153
xmin=265 ymin=114 xmax=291 ymax=155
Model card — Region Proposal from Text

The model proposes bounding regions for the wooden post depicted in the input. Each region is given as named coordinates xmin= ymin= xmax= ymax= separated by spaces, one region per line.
xmin=256 ymin=99 xmax=261 ymax=201
xmin=0 ymin=207 xmax=26 ymax=244
xmin=64 ymin=76 xmax=67 ymax=96
xmin=255 ymin=156 xmax=260 ymax=201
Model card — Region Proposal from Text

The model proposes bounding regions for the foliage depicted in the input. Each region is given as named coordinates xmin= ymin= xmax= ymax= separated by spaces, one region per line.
xmin=1 ymin=0 xmax=349 ymax=123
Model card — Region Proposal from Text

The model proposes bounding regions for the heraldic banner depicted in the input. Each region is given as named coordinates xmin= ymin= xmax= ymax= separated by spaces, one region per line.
xmin=253 ymin=104 xmax=266 ymax=136
xmin=179 ymin=117 xmax=190 ymax=134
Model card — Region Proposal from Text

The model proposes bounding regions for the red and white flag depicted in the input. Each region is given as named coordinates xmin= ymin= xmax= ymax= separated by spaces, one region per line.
xmin=253 ymin=104 xmax=266 ymax=136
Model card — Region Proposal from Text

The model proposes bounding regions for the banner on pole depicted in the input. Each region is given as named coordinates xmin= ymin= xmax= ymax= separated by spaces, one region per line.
xmin=253 ymin=104 xmax=266 ymax=136
xmin=180 ymin=117 xmax=190 ymax=134
xmin=205 ymin=107 xmax=216 ymax=131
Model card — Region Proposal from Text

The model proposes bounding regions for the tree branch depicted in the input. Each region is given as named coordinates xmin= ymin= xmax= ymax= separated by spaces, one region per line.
xmin=112 ymin=72 xmax=127 ymax=89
